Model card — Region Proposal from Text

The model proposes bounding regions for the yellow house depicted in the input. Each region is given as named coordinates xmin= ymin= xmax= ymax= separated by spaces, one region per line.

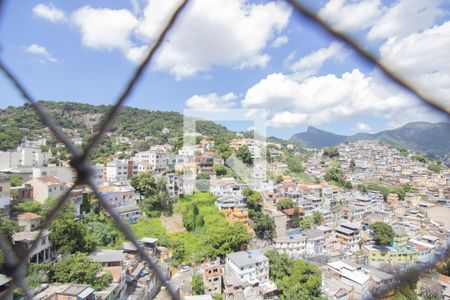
xmin=364 ymin=245 xmax=418 ymax=265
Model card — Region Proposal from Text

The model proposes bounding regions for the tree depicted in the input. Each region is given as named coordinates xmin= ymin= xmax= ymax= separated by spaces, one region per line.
xmin=15 ymin=200 xmax=42 ymax=215
xmin=172 ymin=241 xmax=186 ymax=265
xmin=131 ymin=173 xmax=172 ymax=216
xmin=277 ymin=198 xmax=294 ymax=211
xmin=292 ymin=207 xmax=301 ymax=227
xmin=428 ymin=162 xmax=443 ymax=173
xmin=84 ymin=213 xmax=120 ymax=247
xmin=438 ymin=261 xmax=450 ymax=276
xmin=26 ymin=263 xmax=51 ymax=288
xmin=398 ymin=147 xmax=409 ymax=156
xmin=247 ymin=192 xmax=263 ymax=211
xmin=312 ymin=211 xmax=323 ymax=225
xmin=324 ymin=166 xmax=352 ymax=189
xmin=412 ymin=155 xmax=426 ymax=163
xmin=9 ymin=174 xmax=23 ymax=187
xmin=0 ymin=217 xmax=20 ymax=242
xmin=236 ymin=145 xmax=253 ymax=166
xmin=371 ymin=222 xmax=395 ymax=246
xmin=392 ymin=280 xmax=418 ymax=300
xmin=266 ymin=250 xmax=323 ymax=300
xmin=216 ymin=143 xmax=232 ymax=160
xmin=213 ymin=164 xmax=228 ymax=177
xmin=206 ymin=223 xmax=251 ymax=258
xmin=286 ymin=154 xmax=303 ymax=174
xmin=192 ymin=274 xmax=205 ymax=295
xmin=49 ymin=205 xmax=96 ymax=254
xmin=52 ymin=252 xmax=112 ymax=290
xmin=350 ymin=159 xmax=356 ymax=171
xmin=242 ymin=188 xmax=263 ymax=211
xmin=275 ymin=175 xmax=283 ymax=184
xmin=251 ymin=212 xmax=275 ymax=240
xmin=298 ymin=216 xmax=314 ymax=230
xmin=196 ymin=173 xmax=210 ymax=180
xmin=241 ymin=187 xmax=254 ymax=198
xmin=50 ymin=217 xmax=97 ymax=254
xmin=131 ymin=172 xmax=158 ymax=197
xmin=323 ymin=147 xmax=339 ymax=158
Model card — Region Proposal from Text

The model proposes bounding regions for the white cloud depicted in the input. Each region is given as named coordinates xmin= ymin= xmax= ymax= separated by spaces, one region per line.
xmin=368 ymin=0 xmax=443 ymax=40
xmin=149 ymin=0 xmax=291 ymax=79
xmin=33 ymin=3 xmax=67 ymax=23
xmin=186 ymin=92 xmax=237 ymax=109
xmin=271 ymin=35 xmax=288 ymax=48
xmin=318 ymin=0 xmax=382 ymax=32
xmin=379 ymin=20 xmax=450 ymax=109
xmin=241 ymin=69 xmax=445 ymax=128
xmin=351 ymin=122 xmax=372 ymax=133
xmin=289 ymin=42 xmax=346 ymax=79
xmin=25 ymin=44 xmax=58 ymax=62
xmin=70 ymin=0 xmax=290 ymax=79
xmin=268 ymin=111 xmax=308 ymax=128
xmin=72 ymin=6 xmax=138 ymax=51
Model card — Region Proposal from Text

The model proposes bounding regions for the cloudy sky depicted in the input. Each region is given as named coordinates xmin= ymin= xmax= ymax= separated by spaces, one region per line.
xmin=0 ymin=0 xmax=449 ymax=138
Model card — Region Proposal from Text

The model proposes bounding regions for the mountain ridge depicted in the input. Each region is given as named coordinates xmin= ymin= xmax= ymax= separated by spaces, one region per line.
xmin=289 ymin=122 xmax=450 ymax=157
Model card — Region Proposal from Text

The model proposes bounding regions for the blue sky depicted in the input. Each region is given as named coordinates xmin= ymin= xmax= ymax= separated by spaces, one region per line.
xmin=0 ymin=0 xmax=449 ymax=139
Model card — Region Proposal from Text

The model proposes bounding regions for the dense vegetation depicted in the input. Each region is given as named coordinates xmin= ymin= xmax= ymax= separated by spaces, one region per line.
xmin=357 ymin=182 xmax=413 ymax=201
xmin=242 ymin=188 xmax=275 ymax=239
xmin=371 ymin=222 xmax=395 ymax=246
xmin=169 ymin=193 xmax=251 ymax=265
xmin=266 ymin=250 xmax=323 ymax=300
xmin=323 ymin=147 xmax=339 ymax=158
xmin=131 ymin=172 xmax=172 ymax=217
xmin=0 ymin=101 xmax=233 ymax=151
xmin=324 ymin=166 xmax=352 ymax=189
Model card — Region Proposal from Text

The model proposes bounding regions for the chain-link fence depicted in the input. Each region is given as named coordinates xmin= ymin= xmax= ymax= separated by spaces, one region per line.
xmin=0 ymin=0 xmax=449 ymax=299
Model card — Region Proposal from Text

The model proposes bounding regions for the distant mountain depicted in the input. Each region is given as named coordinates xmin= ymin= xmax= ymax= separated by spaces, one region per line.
xmin=290 ymin=126 xmax=347 ymax=148
xmin=289 ymin=122 xmax=450 ymax=156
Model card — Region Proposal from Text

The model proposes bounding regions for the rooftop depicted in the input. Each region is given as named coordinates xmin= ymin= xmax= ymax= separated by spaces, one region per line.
xmin=35 ymin=176 xmax=65 ymax=185
xmin=227 ymin=249 xmax=267 ymax=268
xmin=89 ymin=249 xmax=127 ymax=263
xmin=17 ymin=212 xmax=41 ymax=220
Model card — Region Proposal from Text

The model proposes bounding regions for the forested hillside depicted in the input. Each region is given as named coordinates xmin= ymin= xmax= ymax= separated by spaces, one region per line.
xmin=0 ymin=101 xmax=233 ymax=151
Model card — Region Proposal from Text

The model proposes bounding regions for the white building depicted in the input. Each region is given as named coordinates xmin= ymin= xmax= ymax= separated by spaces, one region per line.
xmin=134 ymin=150 xmax=167 ymax=171
xmin=303 ymin=229 xmax=325 ymax=257
xmin=224 ymin=250 xmax=277 ymax=300
xmin=97 ymin=184 xmax=141 ymax=223
xmin=13 ymin=230 xmax=55 ymax=264
xmin=106 ymin=160 xmax=129 ymax=183
xmin=0 ymin=143 xmax=52 ymax=170
xmin=273 ymin=234 xmax=306 ymax=259
xmin=92 ymin=164 xmax=105 ymax=185
xmin=27 ymin=176 xmax=68 ymax=203
xmin=0 ymin=177 xmax=11 ymax=217
xmin=32 ymin=166 xmax=75 ymax=184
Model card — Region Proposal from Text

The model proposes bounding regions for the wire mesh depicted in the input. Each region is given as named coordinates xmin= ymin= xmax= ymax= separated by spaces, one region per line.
xmin=0 ymin=0 xmax=448 ymax=299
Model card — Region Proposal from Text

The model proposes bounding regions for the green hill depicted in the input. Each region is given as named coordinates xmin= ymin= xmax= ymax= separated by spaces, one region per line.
xmin=0 ymin=101 xmax=232 ymax=151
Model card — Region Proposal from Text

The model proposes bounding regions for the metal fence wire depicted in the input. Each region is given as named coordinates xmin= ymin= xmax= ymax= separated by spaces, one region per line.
xmin=0 ymin=0 xmax=449 ymax=299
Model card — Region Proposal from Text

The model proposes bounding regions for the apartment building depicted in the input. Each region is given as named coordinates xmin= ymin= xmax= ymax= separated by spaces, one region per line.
xmin=224 ymin=250 xmax=277 ymax=300
xmin=335 ymin=223 xmax=361 ymax=253
xmin=27 ymin=176 xmax=67 ymax=203
xmin=202 ymin=258 xmax=222 ymax=295
xmin=106 ymin=160 xmax=129 ymax=183
xmin=0 ymin=177 xmax=11 ymax=217
xmin=273 ymin=234 xmax=306 ymax=259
